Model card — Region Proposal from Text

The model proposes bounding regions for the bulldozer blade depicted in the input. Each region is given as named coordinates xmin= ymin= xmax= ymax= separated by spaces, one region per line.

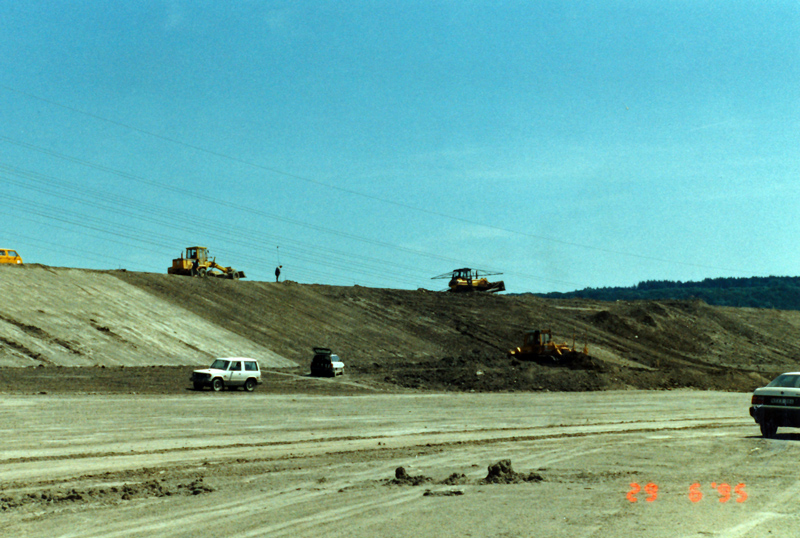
xmin=487 ymin=280 xmax=505 ymax=293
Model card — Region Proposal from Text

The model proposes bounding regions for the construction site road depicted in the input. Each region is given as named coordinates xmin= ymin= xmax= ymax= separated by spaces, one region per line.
xmin=2 ymin=390 xmax=795 ymax=537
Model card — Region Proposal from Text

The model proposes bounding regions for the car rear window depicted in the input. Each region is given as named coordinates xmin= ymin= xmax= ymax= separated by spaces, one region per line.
xmin=767 ymin=374 xmax=800 ymax=388
xmin=244 ymin=361 xmax=258 ymax=371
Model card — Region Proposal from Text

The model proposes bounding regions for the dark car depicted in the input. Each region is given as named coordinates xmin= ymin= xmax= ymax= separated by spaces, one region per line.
xmin=750 ymin=372 xmax=800 ymax=438
xmin=310 ymin=347 xmax=345 ymax=377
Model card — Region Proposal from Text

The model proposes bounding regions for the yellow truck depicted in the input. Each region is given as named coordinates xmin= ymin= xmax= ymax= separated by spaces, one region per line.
xmin=0 ymin=249 xmax=22 ymax=264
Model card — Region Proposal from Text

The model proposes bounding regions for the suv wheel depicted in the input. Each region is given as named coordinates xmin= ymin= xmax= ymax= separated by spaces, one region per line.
xmin=244 ymin=378 xmax=256 ymax=392
xmin=211 ymin=378 xmax=224 ymax=392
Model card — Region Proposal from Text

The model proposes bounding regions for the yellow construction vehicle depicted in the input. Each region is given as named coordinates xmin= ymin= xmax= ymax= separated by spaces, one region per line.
xmin=168 ymin=246 xmax=245 ymax=280
xmin=432 ymin=268 xmax=505 ymax=293
xmin=0 ymin=249 xmax=22 ymax=264
xmin=509 ymin=329 xmax=588 ymax=362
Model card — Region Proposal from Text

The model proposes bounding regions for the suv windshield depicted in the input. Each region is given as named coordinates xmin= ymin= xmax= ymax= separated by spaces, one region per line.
xmin=210 ymin=359 xmax=230 ymax=370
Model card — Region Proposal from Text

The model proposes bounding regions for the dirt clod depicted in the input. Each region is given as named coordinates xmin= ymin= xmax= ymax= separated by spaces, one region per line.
xmin=423 ymin=489 xmax=464 ymax=497
xmin=441 ymin=473 xmax=469 ymax=485
xmin=388 ymin=467 xmax=432 ymax=486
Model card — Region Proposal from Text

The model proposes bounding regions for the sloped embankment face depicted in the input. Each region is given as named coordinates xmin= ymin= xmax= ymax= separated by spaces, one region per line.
xmin=0 ymin=265 xmax=294 ymax=367
xmin=1 ymin=264 xmax=798 ymax=391
xmin=114 ymin=271 xmax=798 ymax=392
xmin=113 ymin=271 xmax=526 ymax=369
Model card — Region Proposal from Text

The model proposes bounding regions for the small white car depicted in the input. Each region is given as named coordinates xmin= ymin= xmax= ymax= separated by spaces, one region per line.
xmin=750 ymin=372 xmax=800 ymax=437
xmin=191 ymin=358 xmax=261 ymax=392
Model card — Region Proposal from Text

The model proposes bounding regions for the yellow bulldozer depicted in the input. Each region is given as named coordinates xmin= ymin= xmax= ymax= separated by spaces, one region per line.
xmin=168 ymin=246 xmax=245 ymax=280
xmin=509 ymin=329 xmax=588 ymax=363
xmin=432 ymin=268 xmax=505 ymax=293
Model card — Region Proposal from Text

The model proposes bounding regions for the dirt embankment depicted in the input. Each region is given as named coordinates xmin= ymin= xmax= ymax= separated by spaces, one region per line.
xmin=1 ymin=264 xmax=798 ymax=392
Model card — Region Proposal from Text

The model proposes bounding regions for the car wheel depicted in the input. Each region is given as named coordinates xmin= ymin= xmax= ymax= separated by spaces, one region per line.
xmin=211 ymin=378 xmax=224 ymax=392
xmin=193 ymin=382 xmax=204 ymax=391
xmin=760 ymin=421 xmax=778 ymax=438
xmin=244 ymin=378 xmax=256 ymax=392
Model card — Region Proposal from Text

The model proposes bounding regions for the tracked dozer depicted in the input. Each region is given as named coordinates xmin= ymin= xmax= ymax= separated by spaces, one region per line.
xmin=509 ymin=329 xmax=588 ymax=363
xmin=168 ymin=246 xmax=245 ymax=280
xmin=432 ymin=268 xmax=505 ymax=293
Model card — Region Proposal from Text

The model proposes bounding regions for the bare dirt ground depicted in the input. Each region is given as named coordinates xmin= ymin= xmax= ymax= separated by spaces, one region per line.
xmin=3 ymin=265 xmax=800 ymax=535
xmin=1 ymin=390 xmax=793 ymax=537
xmin=0 ymin=366 xmax=382 ymax=396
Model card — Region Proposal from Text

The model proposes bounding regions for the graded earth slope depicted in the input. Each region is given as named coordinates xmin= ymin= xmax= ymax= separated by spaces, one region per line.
xmin=0 ymin=265 xmax=293 ymax=368
xmin=2 ymin=263 xmax=799 ymax=391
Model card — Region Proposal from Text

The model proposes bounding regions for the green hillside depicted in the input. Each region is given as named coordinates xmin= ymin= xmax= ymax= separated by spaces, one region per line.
xmin=532 ymin=276 xmax=800 ymax=310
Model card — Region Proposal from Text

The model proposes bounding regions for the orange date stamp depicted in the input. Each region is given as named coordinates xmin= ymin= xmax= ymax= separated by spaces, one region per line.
xmin=627 ymin=482 xmax=747 ymax=503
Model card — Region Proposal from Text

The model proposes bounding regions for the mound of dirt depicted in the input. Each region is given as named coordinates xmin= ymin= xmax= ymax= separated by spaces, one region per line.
xmin=481 ymin=460 xmax=544 ymax=484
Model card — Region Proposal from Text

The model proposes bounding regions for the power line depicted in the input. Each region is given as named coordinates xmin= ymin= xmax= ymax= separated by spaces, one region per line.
xmin=0 ymin=139 xmax=582 ymax=287
xmin=0 ymin=84 xmax=756 ymax=276
xmin=0 ymin=165 xmax=437 ymax=286
xmin=2 ymin=168 xmax=444 ymax=287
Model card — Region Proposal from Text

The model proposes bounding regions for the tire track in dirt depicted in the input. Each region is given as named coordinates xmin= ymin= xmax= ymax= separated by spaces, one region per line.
xmin=52 ymin=488 xmax=328 ymax=538
xmin=51 ymin=485 xmax=421 ymax=538
xmin=1 ymin=417 xmax=747 ymax=488
xmin=5 ymin=417 xmax=745 ymax=465
xmin=240 ymin=489 xmax=423 ymax=538
xmin=4 ymin=416 xmax=743 ymax=465
xmin=709 ymin=479 xmax=800 ymax=538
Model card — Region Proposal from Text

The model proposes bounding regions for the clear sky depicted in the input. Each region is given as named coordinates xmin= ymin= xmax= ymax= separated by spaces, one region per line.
xmin=1 ymin=1 xmax=798 ymax=292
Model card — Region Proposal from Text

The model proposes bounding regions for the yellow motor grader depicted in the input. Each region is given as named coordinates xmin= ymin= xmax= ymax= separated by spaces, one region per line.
xmin=168 ymin=246 xmax=245 ymax=280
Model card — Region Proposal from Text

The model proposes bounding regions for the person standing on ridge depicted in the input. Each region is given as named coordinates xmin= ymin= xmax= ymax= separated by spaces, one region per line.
xmin=275 ymin=265 xmax=282 ymax=282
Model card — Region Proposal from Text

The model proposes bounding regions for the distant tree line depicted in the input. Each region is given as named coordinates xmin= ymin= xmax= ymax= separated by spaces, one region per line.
xmin=529 ymin=276 xmax=800 ymax=311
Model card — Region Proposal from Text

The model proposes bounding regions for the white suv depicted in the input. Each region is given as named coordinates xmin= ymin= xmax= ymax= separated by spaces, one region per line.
xmin=191 ymin=358 xmax=261 ymax=392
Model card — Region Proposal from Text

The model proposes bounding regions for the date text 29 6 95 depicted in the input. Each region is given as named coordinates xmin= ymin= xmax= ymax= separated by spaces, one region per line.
xmin=626 ymin=482 xmax=747 ymax=503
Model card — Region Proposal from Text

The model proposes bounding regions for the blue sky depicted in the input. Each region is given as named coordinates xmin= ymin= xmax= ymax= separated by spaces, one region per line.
xmin=1 ymin=1 xmax=798 ymax=292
